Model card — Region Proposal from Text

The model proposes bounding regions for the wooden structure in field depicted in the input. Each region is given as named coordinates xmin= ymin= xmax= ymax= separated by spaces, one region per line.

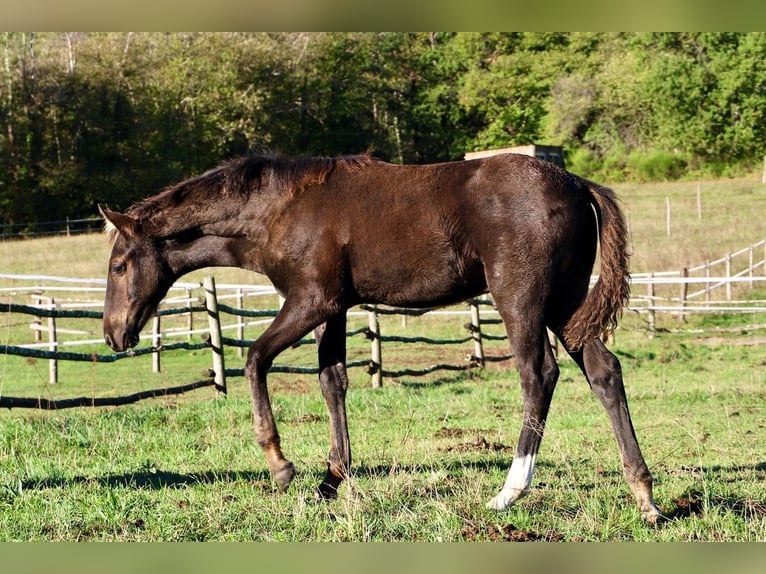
xmin=465 ymin=144 xmax=565 ymax=168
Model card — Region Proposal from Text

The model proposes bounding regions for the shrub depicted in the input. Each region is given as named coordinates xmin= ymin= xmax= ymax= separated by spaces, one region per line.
xmin=626 ymin=149 xmax=688 ymax=181
xmin=566 ymin=147 xmax=600 ymax=178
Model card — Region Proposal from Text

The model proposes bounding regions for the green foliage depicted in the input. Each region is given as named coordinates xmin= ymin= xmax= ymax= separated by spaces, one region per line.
xmin=626 ymin=149 xmax=688 ymax=182
xmin=565 ymin=147 xmax=600 ymax=178
xmin=3 ymin=32 xmax=766 ymax=225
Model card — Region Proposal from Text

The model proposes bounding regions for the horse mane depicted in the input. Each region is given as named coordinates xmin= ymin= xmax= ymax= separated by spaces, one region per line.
xmin=113 ymin=153 xmax=375 ymax=238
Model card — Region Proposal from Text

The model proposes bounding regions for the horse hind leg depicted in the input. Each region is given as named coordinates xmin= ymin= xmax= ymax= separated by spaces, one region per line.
xmin=487 ymin=318 xmax=560 ymax=511
xmin=569 ymin=338 xmax=663 ymax=524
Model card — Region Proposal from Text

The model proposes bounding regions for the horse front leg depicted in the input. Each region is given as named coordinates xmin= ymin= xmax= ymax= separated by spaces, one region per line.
xmin=245 ymin=296 xmax=328 ymax=492
xmin=314 ymin=312 xmax=351 ymax=499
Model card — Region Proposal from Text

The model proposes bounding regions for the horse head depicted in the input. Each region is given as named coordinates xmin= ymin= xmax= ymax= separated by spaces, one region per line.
xmin=99 ymin=205 xmax=175 ymax=352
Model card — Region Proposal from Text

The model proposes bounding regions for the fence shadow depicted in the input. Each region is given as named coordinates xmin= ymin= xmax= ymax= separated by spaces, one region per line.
xmin=21 ymin=468 xmax=272 ymax=491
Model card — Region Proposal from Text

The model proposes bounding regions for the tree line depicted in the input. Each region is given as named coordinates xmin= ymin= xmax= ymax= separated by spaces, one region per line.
xmin=2 ymin=32 xmax=766 ymax=226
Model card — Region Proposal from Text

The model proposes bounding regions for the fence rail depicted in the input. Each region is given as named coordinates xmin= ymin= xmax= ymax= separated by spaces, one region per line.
xmin=0 ymin=217 xmax=103 ymax=240
xmin=2 ymin=237 xmax=765 ymax=409
xmin=0 ymin=293 xmax=505 ymax=383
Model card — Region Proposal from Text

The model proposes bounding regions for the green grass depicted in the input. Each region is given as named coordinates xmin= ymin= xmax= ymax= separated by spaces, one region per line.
xmin=614 ymin=177 xmax=766 ymax=273
xmin=1 ymin=176 xmax=765 ymax=540
xmin=1 ymin=313 xmax=764 ymax=541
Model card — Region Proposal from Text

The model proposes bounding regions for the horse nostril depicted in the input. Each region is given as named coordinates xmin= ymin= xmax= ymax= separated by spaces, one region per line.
xmin=105 ymin=333 xmax=114 ymax=349
xmin=123 ymin=331 xmax=139 ymax=350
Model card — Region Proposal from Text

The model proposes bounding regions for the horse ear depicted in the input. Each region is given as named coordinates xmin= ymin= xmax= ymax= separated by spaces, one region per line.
xmin=99 ymin=204 xmax=138 ymax=240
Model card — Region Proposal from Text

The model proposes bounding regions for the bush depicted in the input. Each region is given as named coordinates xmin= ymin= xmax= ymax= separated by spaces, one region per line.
xmin=566 ymin=146 xmax=630 ymax=183
xmin=566 ymin=147 xmax=600 ymax=178
xmin=626 ymin=149 xmax=688 ymax=181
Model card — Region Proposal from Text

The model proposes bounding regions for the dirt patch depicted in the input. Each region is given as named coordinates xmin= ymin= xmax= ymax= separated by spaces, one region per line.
xmin=462 ymin=521 xmax=565 ymax=542
xmin=271 ymin=375 xmax=314 ymax=395
xmin=694 ymin=334 xmax=766 ymax=348
xmin=726 ymin=498 xmax=766 ymax=520
xmin=436 ymin=427 xmax=513 ymax=453
xmin=669 ymin=489 xmax=766 ymax=520
xmin=289 ymin=413 xmax=324 ymax=424
xmin=434 ymin=426 xmax=491 ymax=438
xmin=671 ymin=494 xmax=705 ymax=518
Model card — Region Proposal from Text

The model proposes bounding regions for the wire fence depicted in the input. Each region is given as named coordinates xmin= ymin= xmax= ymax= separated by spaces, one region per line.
xmin=0 ymin=277 xmax=511 ymax=409
xmin=0 ymin=217 xmax=103 ymax=240
xmin=1 ymin=237 xmax=765 ymax=409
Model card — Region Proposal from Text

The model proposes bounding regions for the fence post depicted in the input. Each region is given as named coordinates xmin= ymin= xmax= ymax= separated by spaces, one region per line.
xmin=468 ymin=299 xmax=485 ymax=367
xmin=367 ymin=305 xmax=382 ymax=389
xmin=186 ymin=288 xmax=193 ymax=341
xmin=548 ymin=328 xmax=560 ymax=358
xmin=726 ymin=253 xmax=732 ymax=301
xmin=705 ymin=260 xmax=711 ymax=303
xmin=647 ymin=272 xmax=656 ymax=338
xmin=32 ymin=293 xmax=43 ymax=343
xmin=665 ymin=196 xmax=671 ymax=236
xmin=679 ymin=267 xmax=689 ymax=323
xmin=236 ymin=288 xmax=245 ymax=359
xmin=203 ymin=276 xmax=227 ymax=396
xmin=152 ymin=312 xmax=161 ymax=373
xmin=48 ymin=298 xmax=58 ymax=384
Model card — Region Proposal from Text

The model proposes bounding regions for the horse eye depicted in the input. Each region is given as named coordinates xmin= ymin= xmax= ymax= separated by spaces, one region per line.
xmin=111 ymin=261 xmax=126 ymax=275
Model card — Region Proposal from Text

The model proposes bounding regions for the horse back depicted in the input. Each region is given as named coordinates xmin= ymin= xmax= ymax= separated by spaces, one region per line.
xmin=268 ymin=154 xmax=596 ymax=308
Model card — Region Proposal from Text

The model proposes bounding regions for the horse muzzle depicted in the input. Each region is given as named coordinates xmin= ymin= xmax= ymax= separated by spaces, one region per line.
xmin=104 ymin=327 xmax=140 ymax=352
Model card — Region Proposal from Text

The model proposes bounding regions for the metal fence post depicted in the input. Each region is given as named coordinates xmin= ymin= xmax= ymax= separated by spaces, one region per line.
xmin=726 ymin=253 xmax=732 ymax=301
xmin=679 ymin=267 xmax=689 ymax=323
xmin=647 ymin=272 xmax=656 ymax=338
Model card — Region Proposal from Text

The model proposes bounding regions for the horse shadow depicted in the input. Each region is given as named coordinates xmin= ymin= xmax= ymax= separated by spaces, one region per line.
xmin=19 ymin=458 xmax=765 ymax=526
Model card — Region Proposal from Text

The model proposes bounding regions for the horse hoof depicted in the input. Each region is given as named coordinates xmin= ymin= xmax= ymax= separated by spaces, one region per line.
xmin=641 ymin=504 xmax=665 ymax=526
xmin=315 ymin=481 xmax=339 ymax=501
xmin=486 ymin=493 xmax=512 ymax=511
xmin=486 ymin=487 xmax=527 ymax=512
xmin=274 ymin=461 xmax=296 ymax=492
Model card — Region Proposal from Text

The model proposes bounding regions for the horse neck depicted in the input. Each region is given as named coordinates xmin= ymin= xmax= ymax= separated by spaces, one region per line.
xmin=151 ymin=185 xmax=286 ymax=278
xmin=158 ymin=195 xmax=281 ymax=279
xmin=164 ymin=231 xmax=246 ymax=278
xmin=154 ymin=199 xmax=253 ymax=276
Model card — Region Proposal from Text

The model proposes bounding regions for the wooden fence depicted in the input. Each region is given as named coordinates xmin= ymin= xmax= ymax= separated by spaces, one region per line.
xmin=0 ymin=277 xmax=511 ymax=409
xmin=626 ymin=238 xmax=766 ymax=333
xmin=1 ymin=237 xmax=765 ymax=409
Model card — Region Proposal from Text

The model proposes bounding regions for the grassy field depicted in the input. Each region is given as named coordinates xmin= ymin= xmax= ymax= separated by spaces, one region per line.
xmin=1 ymin=175 xmax=765 ymax=541
xmin=0 ymin=320 xmax=764 ymax=541
xmin=615 ymin=177 xmax=766 ymax=273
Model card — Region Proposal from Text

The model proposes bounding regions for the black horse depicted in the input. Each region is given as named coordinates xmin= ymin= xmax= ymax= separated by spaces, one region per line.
xmin=100 ymin=152 xmax=661 ymax=522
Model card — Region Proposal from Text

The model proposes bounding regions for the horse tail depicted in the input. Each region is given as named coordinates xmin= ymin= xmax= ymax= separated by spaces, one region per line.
xmin=562 ymin=181 xmax=631 ymax=351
